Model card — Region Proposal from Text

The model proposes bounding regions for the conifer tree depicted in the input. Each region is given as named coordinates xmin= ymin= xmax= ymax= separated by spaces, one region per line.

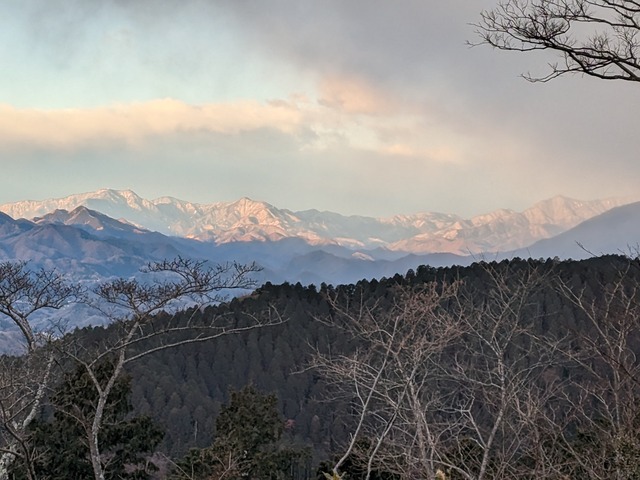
xmin=172 ymin=386 xmax=310 ymax=480
xmin=10 ymin=362 xmax=163 ymax=480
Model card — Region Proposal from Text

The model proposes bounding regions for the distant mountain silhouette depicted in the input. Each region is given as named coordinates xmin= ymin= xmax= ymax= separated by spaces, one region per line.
xmin=509 ymin=201 xmax=640 ymax=260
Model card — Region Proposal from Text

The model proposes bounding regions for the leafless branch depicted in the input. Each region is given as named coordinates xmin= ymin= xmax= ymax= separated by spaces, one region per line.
xmin=474 ymin=0 xmax=640 ymax=82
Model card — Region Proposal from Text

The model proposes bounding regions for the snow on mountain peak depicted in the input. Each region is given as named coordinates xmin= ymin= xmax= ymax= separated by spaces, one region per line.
xmin=522 ymin=195 xmax=631 ymax=229
xmin=0 ymin=189 xmax=636 ymax=255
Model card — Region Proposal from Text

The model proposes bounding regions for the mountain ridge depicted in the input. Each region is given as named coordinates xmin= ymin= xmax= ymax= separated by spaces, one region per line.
xmin=0 ymin=206 xmax=468 ymax=287
xmin=0 ymin=189 xmax=636 ymax=255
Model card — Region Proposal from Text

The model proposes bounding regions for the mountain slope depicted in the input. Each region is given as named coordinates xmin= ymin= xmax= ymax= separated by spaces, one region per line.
xmin=0 ymin=207 xmax=468 ymax=287
xmin=514 ymin=201 xmax=640 ymax=260
xmin=1 ymin=190 xmax=634 ymax=255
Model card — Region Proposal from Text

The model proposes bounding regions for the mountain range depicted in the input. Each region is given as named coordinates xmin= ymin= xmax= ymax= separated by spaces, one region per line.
xmin=0 ymin=190 xmax=640 ymax=284
xmin=512 ymin=200 xmax=640 ymax=260
xmin=0 ymin=188 xmax=637 ymax=287
xmin=0 ymin=205 xmax=464 ymax=288
xmin=1 ymin=189 xmax=634 ymax=255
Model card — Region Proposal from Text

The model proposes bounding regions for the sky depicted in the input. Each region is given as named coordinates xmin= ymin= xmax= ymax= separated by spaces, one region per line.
xmin=1 ymin=0 xmax=638 ymax=217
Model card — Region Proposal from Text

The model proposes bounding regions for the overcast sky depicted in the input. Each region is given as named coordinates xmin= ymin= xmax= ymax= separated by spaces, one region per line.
xmin=1 ymin=0 xmax=638 ymax=217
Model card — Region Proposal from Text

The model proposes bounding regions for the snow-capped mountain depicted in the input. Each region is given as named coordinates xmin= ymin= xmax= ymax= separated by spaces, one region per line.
xmin=389 ymin=196 xmax=635 ymax=254
xmin=0 ymin=189 xmax=634 ymax=255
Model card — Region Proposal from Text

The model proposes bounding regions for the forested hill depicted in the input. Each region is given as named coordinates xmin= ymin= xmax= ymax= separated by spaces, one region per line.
xmin=67 ymin=254 xmax=633 ymax=469
xmin=19 ymin=254 xmax=637 ymax=479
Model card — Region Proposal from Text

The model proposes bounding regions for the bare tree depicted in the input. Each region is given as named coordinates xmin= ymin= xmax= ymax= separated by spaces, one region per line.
xmin=313 ymin=281 xmax=467 ymax=479
xmin=475 ymin=0 xmax=640 ymax=83
xmin=314 ymin=263 xmax=568 ymax=480
xmin=0 ymin=261 xmax=82 ymax=480
xmin=56 ymin=258 xmax=279 ymax=480
xmin=0 ymin=261 xmax=82 ymax=354
xmin=553 ymin=257 xmax=640 ymax=479
xmin=446 ymin=262 xmax=565 ymax=479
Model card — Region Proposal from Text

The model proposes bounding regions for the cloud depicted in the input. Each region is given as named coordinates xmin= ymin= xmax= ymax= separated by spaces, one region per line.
xmin=0 ymin=94 xmax=471 ymax=167
xmin=0 ymin=99 xmax=303 ymax=149
xmin=379 ymin=144 xmax=458 ymax=163
xmin=318 ymin=75 xmax=397 ymax=115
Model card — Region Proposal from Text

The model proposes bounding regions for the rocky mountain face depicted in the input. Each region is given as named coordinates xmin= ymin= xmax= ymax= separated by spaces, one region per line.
xmin=1 ymin=189 xmax=633 ymax=255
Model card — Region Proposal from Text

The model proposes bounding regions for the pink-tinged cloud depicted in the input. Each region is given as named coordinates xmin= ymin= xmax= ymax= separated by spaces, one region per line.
xmin=318 ymin=75 xmax=397 ymax=115
xmin=0 ymin=99 xmax=303 ymax=149
xmin=0 ymin=94 xmax=469 ymax=165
